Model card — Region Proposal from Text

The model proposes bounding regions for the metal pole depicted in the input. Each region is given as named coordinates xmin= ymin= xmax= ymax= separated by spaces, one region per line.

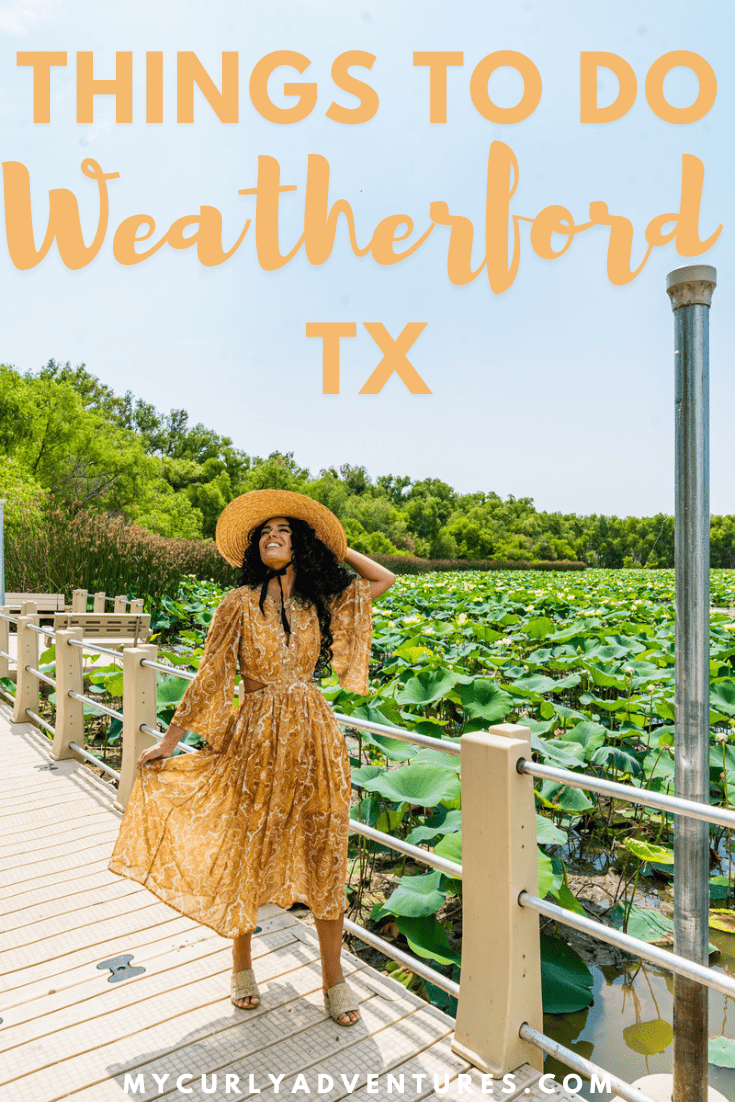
xmin=0 ymin=498 xmax=5 ymax=606
xmin=667 ymin=263 xmax=716 ymax=1102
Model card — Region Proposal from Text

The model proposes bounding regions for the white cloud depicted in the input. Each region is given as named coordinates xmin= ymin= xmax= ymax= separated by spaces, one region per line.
xmin=0 ymin=0 xmax=61 ymax=36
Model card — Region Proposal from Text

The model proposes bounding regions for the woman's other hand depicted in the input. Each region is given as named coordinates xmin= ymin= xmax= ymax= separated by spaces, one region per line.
xmin=136 ymin=744 xmax=170 ymax=769
xmin=136 ymin=723 xmax=187 ymax=769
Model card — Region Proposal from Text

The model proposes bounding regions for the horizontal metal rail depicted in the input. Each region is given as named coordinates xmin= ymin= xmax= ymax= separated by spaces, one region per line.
xmin=24 ymin=708 xmax=56 ymax=737
xmin=140 ymin=659 xmax=196 ymax=680
xmin=519 ymin=757 xmax=735 ymax=831
xmin=67 ymin=740 xmax=121 ymax=780
xmin=67 ymin=690 xmax=124 ymax=723
xmin=349 ymin=819 xmax=462 ymax=878
xmin=335 ymin=712 xmax=461 ymax=755
xmin=0 ymin=647 xmax=13 ymax=660
xmin=342 ymin=917 xmax=459 ymax=998
xmin=520 ymin=892 xmax=735 ymax=1001
xmin=25 ymin=665 xmax=57 ymax=688
xmin=519 ymin=1024 xmax=656 ymax=1102
xmin=140 ymin=723 xmax=197 ymax=754
xmin=67 ymin=638 xmax=124 ymax=659
xmin=26 ymin=623 xmax=56 ymax=638
xmin=0 ymin=613 xmax=17 ymax=624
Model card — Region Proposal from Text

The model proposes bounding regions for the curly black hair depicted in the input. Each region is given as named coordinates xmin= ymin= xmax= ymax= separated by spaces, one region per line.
xmin=238 ymin=516 xmax=354 ymax=674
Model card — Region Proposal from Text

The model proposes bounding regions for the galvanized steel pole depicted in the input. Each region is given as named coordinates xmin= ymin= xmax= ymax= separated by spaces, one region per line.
xmin=667 ymin=263 xmax=716 ymax=1102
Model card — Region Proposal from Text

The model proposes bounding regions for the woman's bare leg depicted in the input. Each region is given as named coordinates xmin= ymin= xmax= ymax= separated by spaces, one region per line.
xmin=313 ymin=913 xmax=360 ymax=1024
xmin=232 ymin=932 xmax=259 ymax=1008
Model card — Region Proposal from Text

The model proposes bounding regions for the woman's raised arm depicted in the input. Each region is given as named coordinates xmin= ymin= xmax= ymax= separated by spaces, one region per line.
xmin=343 ymin=547 xmax=396 ymax=599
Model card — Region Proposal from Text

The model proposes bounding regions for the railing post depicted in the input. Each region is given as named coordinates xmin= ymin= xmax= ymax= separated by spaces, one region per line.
xmin=451 ymin=722 xmax=543 ymax=1076
xmin=130 ymin=598 xmax=144 ymax=614
xmin=113 ymin=595 xmax=128 ymax=613
xmin=11 ymin=608 xmax=39 ymax=724
xmin=93 ymin=592 xmax=106 ymax=613
xmin=52 ymin=628 xmax=85 ymax=760
xmin=72 ymin=589 xmax=88 ymax=612
xmin=0 ymin=607 xmax=9 ymax=680
xmin=116 ymin=643 xmax=158 ymax=812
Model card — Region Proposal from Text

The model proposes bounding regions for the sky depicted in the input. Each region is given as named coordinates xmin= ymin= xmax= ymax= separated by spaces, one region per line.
xmin=0 ymin=0 xmax=732 ymax=518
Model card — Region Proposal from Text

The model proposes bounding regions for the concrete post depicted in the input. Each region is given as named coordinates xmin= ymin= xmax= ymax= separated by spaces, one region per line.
xmin=0 ymin=607 xmax=9 ymax=680
xmin=11 ymin=611 xmax=39 ymax=724
xmin=71 ymin=589 xmax=88 ymax=612
xmin=115 ymin=643 xmax=158 ymax=812
xmin=451 ymin=723 xmax=543 ymax=1076
xmin=113 ymin=595 xmax=128 ymax=613
xmin=93 ymin=592 xmax=106 ymax=613
xmin=51 ymin=628 xmax=85 ymax=760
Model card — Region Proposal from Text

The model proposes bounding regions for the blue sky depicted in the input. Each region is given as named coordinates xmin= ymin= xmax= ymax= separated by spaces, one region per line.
xmin=0 ymin=0 xmax=731 ymax=516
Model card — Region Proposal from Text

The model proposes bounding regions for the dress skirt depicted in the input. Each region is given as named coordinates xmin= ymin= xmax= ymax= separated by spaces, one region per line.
xmin=109 ymin=679 xmax=352 ymax=938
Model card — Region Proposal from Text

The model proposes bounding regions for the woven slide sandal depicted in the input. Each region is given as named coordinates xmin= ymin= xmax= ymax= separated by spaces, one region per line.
xmin=231 ymin=967 xmax=260 ymax=1009
xmin=323 ymin=981 xmax=360 ymax=1026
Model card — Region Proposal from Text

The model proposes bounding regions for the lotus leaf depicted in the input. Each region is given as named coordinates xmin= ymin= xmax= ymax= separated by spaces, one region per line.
xmin=624 ymin=839 xmax=673 ymax=864
xmin=395 ymin=668 xmax=459 ymax=706
xmin=623 ymin=1019 xmax=673 ymax=1055
xmin=709 ymin=1036 xmax=735 ymax=1068
xmin=393 ymin=915 xmax=461 ymax=967
xmin=564 ymin=720 xmax=607 ymax=760
xmin=709 ymin=875 xmax=731 ymax=902
xmin=610 ymin=904 xmax=674 ymax=944
xmin=411 ymin=748 xmax=461 ymax=772
xmin=535 ymin=814 xmax=568 ymax=846
xmin=539 ymin=934 xmax=594 ymax=1014
xmin=709 ymin=909 xmax=735 ymax=933
xmin=377 ymin=868 xmax=446 ymax=919
xmin=351 ymin=764 xmax=384 ymax=788
xmin=537 ymin=849 xmax=554 ymax=898
xmin=592 ymin=746 xmax=643 ymax=776
xmin=457 ymin=678 xmax=514 ymax=723
xmin=155 ymin=675 xmax=194 ymax=710
xmin=524 ymin=616 xmax=554 ymax=639
xmin=433 ymin=831 xmax=461 ymax=864
xmin=550 ymin=882 xmax=587 ymax=916
xmin=539 ymin=781 xmax=594 ymax=814
xmin=362 ymin=763 xmax=461 ymax=807
xmin=509 ymin=673 xmax=557 ymax=695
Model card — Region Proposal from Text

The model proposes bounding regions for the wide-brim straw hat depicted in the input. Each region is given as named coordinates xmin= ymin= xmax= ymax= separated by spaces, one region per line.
xmin=215 ymin=489 xmax=347 ymax=567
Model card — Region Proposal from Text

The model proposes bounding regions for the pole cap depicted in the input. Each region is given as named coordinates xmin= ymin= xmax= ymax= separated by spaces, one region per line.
xmin=666 ymin=264 xmax=717 ymax=310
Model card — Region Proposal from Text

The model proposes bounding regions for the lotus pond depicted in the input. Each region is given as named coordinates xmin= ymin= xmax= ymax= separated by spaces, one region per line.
xmin=54 ymin=568 xmax=735 ymax=1097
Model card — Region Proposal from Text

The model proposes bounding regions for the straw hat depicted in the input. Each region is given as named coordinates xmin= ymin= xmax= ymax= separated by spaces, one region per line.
xmin=215 ymin=489 xmax=347 ymax=567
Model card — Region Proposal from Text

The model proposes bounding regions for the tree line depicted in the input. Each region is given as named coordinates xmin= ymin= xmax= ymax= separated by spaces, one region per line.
xmin=2 ymin=360 xmax=734 ymax=569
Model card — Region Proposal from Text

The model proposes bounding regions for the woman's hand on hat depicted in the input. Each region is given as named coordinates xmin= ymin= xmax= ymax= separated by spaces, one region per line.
xmin=343 ymin=546 xmax=396 ymax=599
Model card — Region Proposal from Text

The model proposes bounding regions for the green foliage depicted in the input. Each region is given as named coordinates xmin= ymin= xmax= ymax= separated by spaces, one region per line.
xmin=6 ymin=362 xmax=735 ymax=569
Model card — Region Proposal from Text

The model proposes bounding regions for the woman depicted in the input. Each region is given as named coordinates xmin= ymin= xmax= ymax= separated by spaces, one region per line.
xmin=109 ymin=489 xmax=395 ymax=1027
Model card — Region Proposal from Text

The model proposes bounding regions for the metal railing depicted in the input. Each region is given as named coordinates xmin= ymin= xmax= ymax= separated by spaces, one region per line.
xmin=4 ymin=588 xmax=731 ymax=1100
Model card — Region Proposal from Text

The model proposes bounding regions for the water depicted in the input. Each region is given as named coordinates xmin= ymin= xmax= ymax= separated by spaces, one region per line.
xmin=542 ymin=925 xmax=735 ymax=1100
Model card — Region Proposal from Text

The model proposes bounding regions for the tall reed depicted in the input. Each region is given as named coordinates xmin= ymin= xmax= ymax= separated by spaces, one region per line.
xmin=5 ymin=498 xmax=237 ymax=605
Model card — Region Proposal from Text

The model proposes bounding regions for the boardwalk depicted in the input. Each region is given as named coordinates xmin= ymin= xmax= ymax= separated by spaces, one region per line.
xmin=0 ymin=702 xmax=579 ymax=1102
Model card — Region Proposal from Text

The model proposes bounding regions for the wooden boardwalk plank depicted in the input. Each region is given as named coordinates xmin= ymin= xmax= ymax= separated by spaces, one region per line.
xmin=0 ymin=703 xmax=570 ymax=1102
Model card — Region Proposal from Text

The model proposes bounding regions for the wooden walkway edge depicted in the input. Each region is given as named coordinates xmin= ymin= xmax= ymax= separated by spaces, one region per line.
xmin=0 ymin=702 xmax=577 ymax=1102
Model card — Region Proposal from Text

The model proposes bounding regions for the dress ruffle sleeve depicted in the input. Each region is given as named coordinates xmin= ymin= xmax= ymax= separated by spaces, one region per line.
xmin=330 ymin=577 xmax=373 ymax=695
xmin=170 ymin=588 xmax=242 ymax=750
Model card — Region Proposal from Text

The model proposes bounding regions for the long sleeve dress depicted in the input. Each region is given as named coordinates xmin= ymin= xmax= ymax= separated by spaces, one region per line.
xmin=108 ymin=577 xmax=372 ymax=938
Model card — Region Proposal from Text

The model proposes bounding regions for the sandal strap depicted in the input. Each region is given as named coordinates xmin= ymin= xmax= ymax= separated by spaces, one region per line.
xmin=323 ymin=981 xmax=359 ymax=1018
xmin=231 ymin=967 xmax=260 ymax=1002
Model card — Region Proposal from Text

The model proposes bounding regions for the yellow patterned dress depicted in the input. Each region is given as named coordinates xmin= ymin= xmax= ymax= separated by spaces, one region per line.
xmin=109 ymin=578 xmax=372 ymax=938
